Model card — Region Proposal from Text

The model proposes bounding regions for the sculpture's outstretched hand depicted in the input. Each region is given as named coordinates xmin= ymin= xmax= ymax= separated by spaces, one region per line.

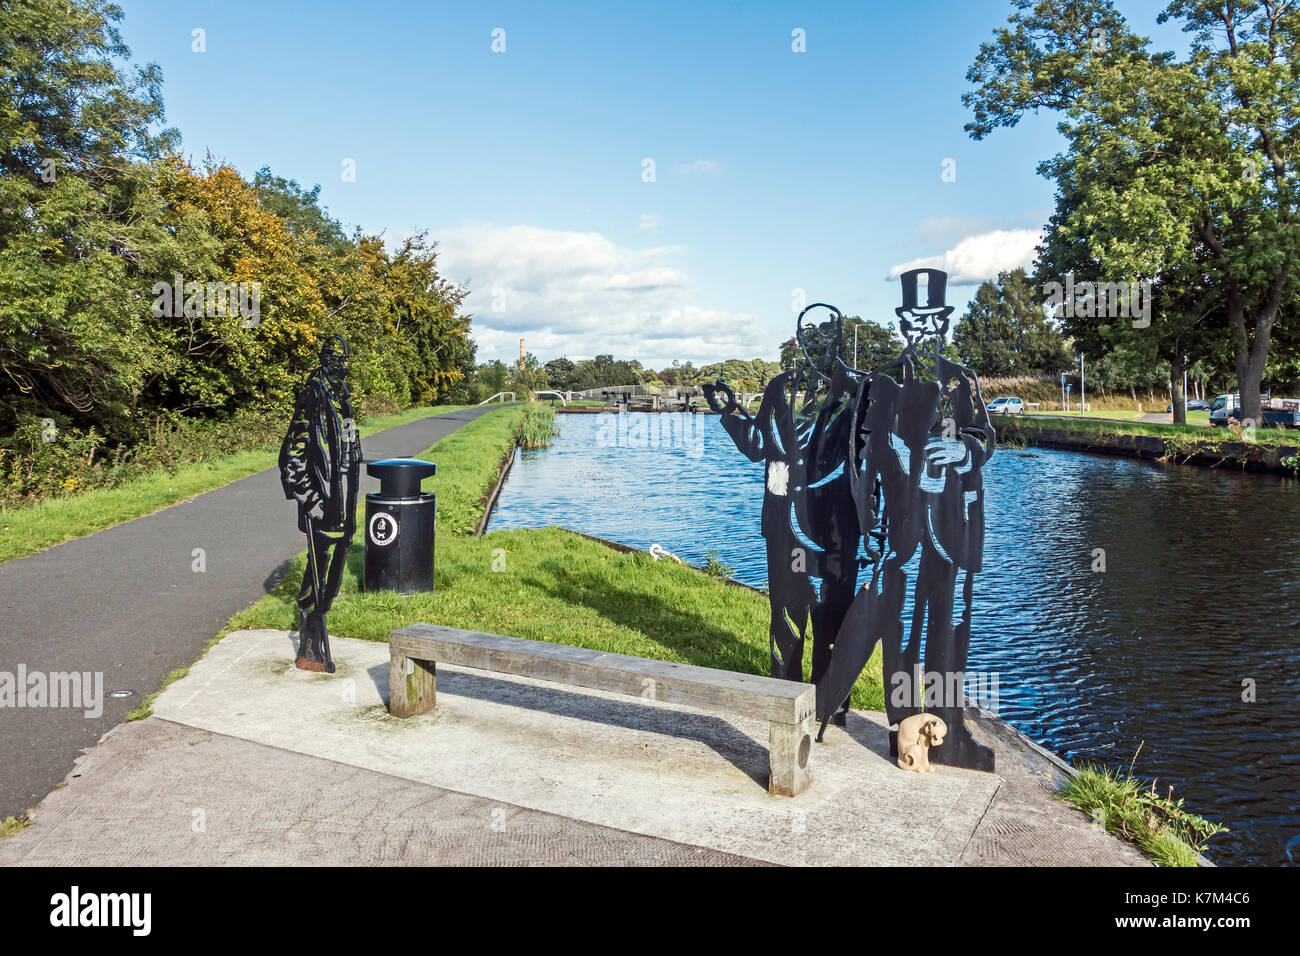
xmin=702 ymin=380 xmax=740 ymax=415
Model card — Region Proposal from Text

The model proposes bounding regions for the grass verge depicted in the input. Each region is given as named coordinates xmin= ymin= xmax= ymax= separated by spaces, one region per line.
xmin=1027 ymin=408 xmax=1210 ymax=425
xmin=125 ymin=666 xmax=192 ymax=722
xmin=0 ymin=814 xmax=33 ymax=837
xmin=228 ymin=403 xmax=886 ymax=711
xmin=0 ymin=404 xmax=472 ymax=564
xmin=1009 ymin=413 xmax=1296 ymax=447
xmin=1058 ymin=750 xmax=1227 ymax=866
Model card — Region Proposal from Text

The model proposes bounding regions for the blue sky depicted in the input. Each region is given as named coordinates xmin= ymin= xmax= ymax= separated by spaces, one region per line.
xmin=117 ymin=0 xmax=1186 ymax=368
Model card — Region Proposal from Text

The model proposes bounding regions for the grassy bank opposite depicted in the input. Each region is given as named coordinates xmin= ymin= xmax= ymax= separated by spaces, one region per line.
xmin=228 ymin=403 xmax=887 ymax=711
xmin=996 ymin=414 xmax=1300 ymax=474
xmin=0 ymin=404 xmax=472 ymax=564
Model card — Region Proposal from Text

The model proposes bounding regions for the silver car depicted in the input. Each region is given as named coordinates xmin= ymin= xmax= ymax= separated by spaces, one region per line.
xmin=987 ymin=396 xmax=1025 ymax=415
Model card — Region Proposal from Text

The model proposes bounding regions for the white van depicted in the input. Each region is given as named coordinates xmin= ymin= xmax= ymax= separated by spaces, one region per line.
xmin=1209 ymin=393 xmax=1300 ymax=427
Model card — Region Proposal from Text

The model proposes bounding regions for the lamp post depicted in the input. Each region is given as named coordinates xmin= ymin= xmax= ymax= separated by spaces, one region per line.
xmin=1077 ymin=354 xmax=1085 ymax=416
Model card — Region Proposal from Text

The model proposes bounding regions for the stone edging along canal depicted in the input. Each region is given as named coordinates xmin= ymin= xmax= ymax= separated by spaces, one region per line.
xmin=994 ymin=418 xmax=1300 ymax=477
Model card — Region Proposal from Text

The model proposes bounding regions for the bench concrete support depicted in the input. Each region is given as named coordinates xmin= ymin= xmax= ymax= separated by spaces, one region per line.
xmin=387 ymin=624 xmax=816 ymax=796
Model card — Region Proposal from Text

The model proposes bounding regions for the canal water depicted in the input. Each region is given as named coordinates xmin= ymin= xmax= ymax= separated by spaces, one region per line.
xmin=490 ymin=410 xmax=1300 ymax=866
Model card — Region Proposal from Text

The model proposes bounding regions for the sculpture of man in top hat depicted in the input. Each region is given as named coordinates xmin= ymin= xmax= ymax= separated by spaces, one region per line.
xmin=702 ymin=304 xmax=862 ymax=725
xmin=279 ymin=335 xmax=363 ymax=673
xmin=815 ymin=268 xmax=996 ymax=770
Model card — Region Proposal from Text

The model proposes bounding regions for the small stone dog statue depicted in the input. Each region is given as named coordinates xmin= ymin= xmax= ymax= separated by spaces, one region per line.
xmin=896 ymin=713 xmax=948 ymax=773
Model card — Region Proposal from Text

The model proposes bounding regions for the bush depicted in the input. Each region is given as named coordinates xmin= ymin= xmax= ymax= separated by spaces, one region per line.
xmin=0 ymin=408 xmax=286 ymax=508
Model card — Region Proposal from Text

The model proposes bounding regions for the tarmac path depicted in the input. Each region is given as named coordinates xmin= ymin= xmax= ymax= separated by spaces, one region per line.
xmin=0 ymin=405 xmax=512 ymax=820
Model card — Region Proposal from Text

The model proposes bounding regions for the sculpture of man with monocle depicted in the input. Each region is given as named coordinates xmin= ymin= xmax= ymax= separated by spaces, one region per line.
xmin=702 ymin=304 xmax=863 ymax=727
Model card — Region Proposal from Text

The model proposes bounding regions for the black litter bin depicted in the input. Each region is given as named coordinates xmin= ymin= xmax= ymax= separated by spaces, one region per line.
xmin=363 ymin=458 xmax=437 ymax=593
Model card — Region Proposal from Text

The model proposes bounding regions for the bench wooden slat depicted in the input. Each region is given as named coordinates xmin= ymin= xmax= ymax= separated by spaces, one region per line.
xmin=387 ymin=623 xmax=817 ymax=796
xmin=390 ymin=624 xmax=814 ymax=725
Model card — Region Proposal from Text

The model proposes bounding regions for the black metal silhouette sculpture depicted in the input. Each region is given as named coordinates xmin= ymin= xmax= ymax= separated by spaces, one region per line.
xmin=703 ymin=305 xmax=862 ymax=726
xmin=279 ymin=335 xmax=363 ymax=673
xmin=816 ymin=268 xmax=996 ymax=771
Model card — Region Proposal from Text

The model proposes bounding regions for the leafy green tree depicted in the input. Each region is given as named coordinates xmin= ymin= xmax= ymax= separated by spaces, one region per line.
xmin=953 ymin=269 xmax=1072 ymax=377
xmin=477 ymin=360 xmax=509 ymax=395
xmin=964 ymin=0 xmax=1300 ymax=423
xmin=508 ymin=351 xmax=546 ymax=394
xmin=842 ymin=317 xmax=906 ymax=372
xmin=0 ymin=0 xmax=173 ymax=436
xmin=0 ymin=0 xmax=174 ymax=178
xmin=252 ymin=167 xmax=350 ymax=253
xmin=0 ymin=0 xmax=478 ymax=497
xmin=544 ymin=357 xmax=577 ymax=390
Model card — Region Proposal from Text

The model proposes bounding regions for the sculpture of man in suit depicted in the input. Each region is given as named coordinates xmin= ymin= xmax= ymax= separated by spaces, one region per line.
xmin=279 ymin=335 xmax=364 ymax=673
xmin=703 ymin=304 xmax=862 ymax=725
xmin=815 ymin=268 xmax=995 ymax=770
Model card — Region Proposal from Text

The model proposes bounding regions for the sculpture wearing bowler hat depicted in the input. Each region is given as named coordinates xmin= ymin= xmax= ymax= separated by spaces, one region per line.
xmin=279 ymin=336 xmax=364 ymax=672
xmin=816 ymin=268 xmax=996 ymax=771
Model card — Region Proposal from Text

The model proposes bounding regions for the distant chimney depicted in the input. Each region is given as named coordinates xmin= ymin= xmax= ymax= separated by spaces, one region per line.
xmin=519 ymin=337 xmax=525 ymax=369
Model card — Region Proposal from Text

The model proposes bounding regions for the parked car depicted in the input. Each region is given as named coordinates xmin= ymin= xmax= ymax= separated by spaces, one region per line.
xmin=1208 ymin=393 xmax=1300 ymax=427
xmin=1166 ymin=399 xmax=1211 ymax=412
xmin=987 ymin=397 xmax=1025 ymax=415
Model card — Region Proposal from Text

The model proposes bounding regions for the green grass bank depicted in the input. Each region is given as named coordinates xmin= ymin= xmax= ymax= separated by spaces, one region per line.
xmin=996 ymin=414 xmax=1300 ymax=475
xmin=229 ymin=403 xmax=887 ymax=711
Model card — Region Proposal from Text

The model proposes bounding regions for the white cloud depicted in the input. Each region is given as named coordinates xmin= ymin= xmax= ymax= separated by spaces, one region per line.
xmin=635 ymin=214 xmax=660 ymax=233
xmin=888 ymin=228 xmax=1043 ymax=285
xmin=678 ymin=159 xmax=721 ymax=175
xmin=433 ymin=223 xmax=761 ymax=367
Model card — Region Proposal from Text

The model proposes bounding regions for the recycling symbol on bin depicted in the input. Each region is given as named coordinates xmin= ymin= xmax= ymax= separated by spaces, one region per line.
xmin=368 ymin=511 xmax=399 ymax=547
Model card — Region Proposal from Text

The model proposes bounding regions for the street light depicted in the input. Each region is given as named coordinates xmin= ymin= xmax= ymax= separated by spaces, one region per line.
xmin=1077 ymin=354 xmax=1085 ymax=416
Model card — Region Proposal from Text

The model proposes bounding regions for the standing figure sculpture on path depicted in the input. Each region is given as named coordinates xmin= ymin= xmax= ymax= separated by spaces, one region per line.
xmin=279 ymin=335 xmax=364 ymax=673
xmin=703 ymin=304 xmax=862 ymax=726
xmin=816 ymin=268 xmax=995 ymax=771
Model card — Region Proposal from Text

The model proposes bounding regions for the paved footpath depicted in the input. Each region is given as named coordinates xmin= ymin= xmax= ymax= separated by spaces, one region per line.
xmin=0 ymin=405 xmax=510 ymax=820
xmin=0 ymin=630 xmax=1148 ymax=866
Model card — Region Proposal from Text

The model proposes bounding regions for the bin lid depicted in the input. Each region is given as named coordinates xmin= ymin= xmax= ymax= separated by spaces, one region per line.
xmin=367 ymin=457 xmax=437 ymax=497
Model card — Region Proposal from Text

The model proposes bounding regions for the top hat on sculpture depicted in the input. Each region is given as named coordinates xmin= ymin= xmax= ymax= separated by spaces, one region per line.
xmin=895 ymin=268 xmax=954 ymax=346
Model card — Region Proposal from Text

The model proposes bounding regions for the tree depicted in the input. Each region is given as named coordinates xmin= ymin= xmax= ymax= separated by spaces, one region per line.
xmin=544 ymin=357 xmax=576 ymax=390
xmin=252 ymin=167 xmax=350 ymax=253
xmin=477 ymin=360 xmax=509 ymax=396
xmin=0 ymin=0 xmax=174 ymax=435
xmin=508 ymin=351 xmax=545 ymax=394
xmin=953 ymin=269 xmax=1073 ymax=377
xmin=963 ymin=0 xmax=1300 ymax=423
xmin=842 ymin=317 xmax=906 ymax=372
xmin=0 ymin=0 xmax=175 ymax=179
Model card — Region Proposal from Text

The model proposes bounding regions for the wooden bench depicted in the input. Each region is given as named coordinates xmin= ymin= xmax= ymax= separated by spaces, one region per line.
xmin=388 ymin=623 xmax=816 ymax=796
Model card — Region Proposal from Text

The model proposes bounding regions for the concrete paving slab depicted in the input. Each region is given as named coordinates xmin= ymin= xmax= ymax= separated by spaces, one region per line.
xmin=148 ymin=629 xmax=999 ymax=866
xmin=2 ymin=628 xmax=1149 ymax=866
xmin=0 ymin=718 xmax=759 ymax=866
